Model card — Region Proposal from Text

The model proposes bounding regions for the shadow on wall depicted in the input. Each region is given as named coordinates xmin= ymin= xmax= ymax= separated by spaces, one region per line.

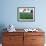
xmin=0 ymin=24 xmax=6 ymax=43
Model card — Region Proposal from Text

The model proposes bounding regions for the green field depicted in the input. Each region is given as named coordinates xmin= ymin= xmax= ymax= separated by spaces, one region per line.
xmin=20 ymin=12 xmax=33 ymax=19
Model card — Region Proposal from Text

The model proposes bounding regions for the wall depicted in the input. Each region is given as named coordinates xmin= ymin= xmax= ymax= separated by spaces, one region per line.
xmin=0 ymin=0 xmax=46 ymax=30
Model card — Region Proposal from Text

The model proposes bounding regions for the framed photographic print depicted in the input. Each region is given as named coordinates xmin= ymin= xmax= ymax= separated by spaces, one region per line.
xmin=17 ymin=7 xmax=35 ymax=22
